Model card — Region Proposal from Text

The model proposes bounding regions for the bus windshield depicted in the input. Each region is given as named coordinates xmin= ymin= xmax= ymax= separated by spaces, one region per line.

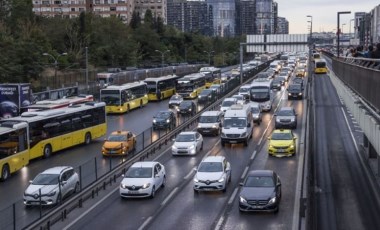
xmin=100 ymin=90 xmax=121 ymax=106
xmin=250 ymin=88 xmax=270 ymax=102
xmin=316 ymin=62 xmax=326 ymax=68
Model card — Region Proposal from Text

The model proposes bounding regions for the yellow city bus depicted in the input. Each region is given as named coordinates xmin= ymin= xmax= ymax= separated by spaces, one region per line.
xmin=0 ymin=102 xmax=107 ymax=181
xmin=176 ymin=73 xmax=206 ymax=99
xmin=144 ymin=75 xmax=182 ymax=101
xmin=314 ymin=59 xmax=328 ymax=74
xmin=100 ymin=82 xmax=148 ymax=114
xmin=199 ymin=67 xmax=222 ymax=87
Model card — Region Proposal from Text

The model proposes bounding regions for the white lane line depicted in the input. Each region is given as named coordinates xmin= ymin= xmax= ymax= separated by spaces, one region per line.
xmin=138 ymin=216 xmax=153 ymax=230
xmin=215 ymin=216 xmax=224 ymax=230
xmin=153 ymin=145 xmax=172 ymax=161
xmin=161 ymin=187 xmax=178 ymax=206
xmin=228 ymin=188 xmax=238 ymax=204
xmin=241 ymin=167 xmax=249 ymax=180
xmin=184 ymin=168 xmax=195 ymax=180
xmin=258 ymin=136 xmax=263 ymax=145
xmin=63 ymin=186 xmax=120 ymax=230
xmin=250 ymin=150 xmax=257 ymax=160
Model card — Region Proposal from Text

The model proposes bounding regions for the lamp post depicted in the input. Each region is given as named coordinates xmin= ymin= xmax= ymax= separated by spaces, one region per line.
xmin=306 ymin=15 xmax=313 ymax=42
xmin=203 ymin=50 xmax=214 ymax=66
xmin=349 ymin=19 xmax=354 ymax=39
xmin=43 ymin=52 xmax=67 ymax=88
xmin=155 ymin=49 xmax=170 ymax=76
xmin=337 ymin=11 xmax=351 ymax=57
xmin=85 ymin=47 xmax=89 ymax=93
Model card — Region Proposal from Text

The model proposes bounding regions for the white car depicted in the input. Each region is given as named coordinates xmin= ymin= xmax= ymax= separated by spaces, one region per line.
xmin=23 ymin=166 xmax=80 ymax=206
xmin=193 ymin=156 xmax=231 ymax=193
xmin=232 ymin=94 xmax=245 ymax=105
xmin=220 ymin=97 xmax=237 ymax=115
xmin=168 ymin=95 xmax=183 ymax=108
xmin=172 ymin=131 xmax=203 ymax=155
xmin=120 ymin=161 xmax=166 ymax=198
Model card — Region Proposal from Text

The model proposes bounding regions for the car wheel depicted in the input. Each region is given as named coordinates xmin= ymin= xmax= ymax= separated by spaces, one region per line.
xmin=193 ymin=189 xmax=199 ymax=195
xmin=274 ymin=205 xmax=279 ymax=214
xmin=161 ymin=176 xmax=166 ymax=188
xmin=150 ymin=186 xmax=156 ymax=198
xmin=85 ymin=132 xmax=92 ymax=145
xmin=1 ymin=164 xmax=10 ymax=181
xmin=222 ymin=183 xmax=227 ymax=193
xmin=43 ymin=144 xmax=52 ymax=158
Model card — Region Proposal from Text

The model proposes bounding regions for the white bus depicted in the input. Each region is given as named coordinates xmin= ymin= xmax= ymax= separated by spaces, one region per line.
xmin=250 ymin=78 xmax=273 ymax=111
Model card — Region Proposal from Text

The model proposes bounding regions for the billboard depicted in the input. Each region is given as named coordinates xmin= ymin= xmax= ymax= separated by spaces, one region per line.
xmin=0 ymin=84 xmax=32 ymax=119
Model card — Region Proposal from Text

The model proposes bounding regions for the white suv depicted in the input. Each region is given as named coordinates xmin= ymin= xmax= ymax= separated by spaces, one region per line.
xmin=193 ymin=156 xmax=231 ymax=193
xmin=24 ymin=166 xmax=80 ymax=206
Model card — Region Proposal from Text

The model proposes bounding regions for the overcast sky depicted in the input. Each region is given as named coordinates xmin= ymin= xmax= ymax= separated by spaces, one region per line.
xmin=275 ymin=0 xmax=379 ymax=34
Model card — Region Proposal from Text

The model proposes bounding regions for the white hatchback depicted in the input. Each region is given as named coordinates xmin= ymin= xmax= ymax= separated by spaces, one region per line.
xmin=193 ymin=156 xmax=231 ymax=193
xmin=120 ymin=161 xmax=166 ymax=198
xmin=172 ymin=131 xmax=203 ymax=155
xmin=220 ymin=97 xmax=237 ymax=115
xmin=23 ymin=166 xmax=80 ymax=206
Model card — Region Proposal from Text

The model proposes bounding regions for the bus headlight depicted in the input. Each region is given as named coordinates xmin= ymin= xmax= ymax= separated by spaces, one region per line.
xmin=166 ymin=119 xmax=170 ymax=123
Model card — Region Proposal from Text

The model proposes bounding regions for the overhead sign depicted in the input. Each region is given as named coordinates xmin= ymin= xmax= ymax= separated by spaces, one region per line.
xmin=247 ymin=34 xmax=309 ymax=53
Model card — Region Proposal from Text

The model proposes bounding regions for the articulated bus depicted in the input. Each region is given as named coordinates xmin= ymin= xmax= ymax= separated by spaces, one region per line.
xmin=144 ymin=75 xmax=182 ymax=101
xmin=199 ymin=67 xmax=222 ymax=87
xmin=176 ymin=73 xmax=206 ymax=99
xmin=0 ymin=102 xmax=107 ymax=181
xmin=26 ymin=94 xmax=94 ymax=112
xmin=314 ymin=59 xmax=328 ymax=74
xmin=100 ymin=82 xmax=148 ymax=114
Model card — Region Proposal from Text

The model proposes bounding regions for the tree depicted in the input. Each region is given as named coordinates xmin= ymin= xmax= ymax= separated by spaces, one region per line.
xmin=129 ymin=11 xmax=141 ymax=30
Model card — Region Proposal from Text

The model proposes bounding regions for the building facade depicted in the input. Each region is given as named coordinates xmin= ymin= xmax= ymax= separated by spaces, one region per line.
xmin=235 ymin=0 xmax=256 ymax=36
xmin=167 ymin=0 xmax=213 ymax=36
xmin=134 ymin=0 xmax=167 ymax=24
xmin=207 ymin=0 xmax=236 ymax=37
xmin=371 ymin=5 xmax=380 ymax=44
xmin=255 ymin=0 xmax=275 ymax=34
xmin=277 ymin=16 xmax=288 ymax=34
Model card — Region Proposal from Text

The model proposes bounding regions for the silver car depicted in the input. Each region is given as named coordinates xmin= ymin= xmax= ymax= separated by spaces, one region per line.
xmin=274 ymin=107 xmax=297 ymax=129
xmin=250 ymin=103 xmax=262 ymax=124
xmin=24 ymin=166 xmax=80 ymax=206
xmin=172 ymin=131 xmax=204 ymax=155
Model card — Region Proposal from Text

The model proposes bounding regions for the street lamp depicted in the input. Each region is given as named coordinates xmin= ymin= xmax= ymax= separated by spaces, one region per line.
xmin=337 ymin=11 xmax=351 ymax=57
xmin=349 ymin=19 xmax=354 ymax=39
xmin=43 ymin=52 xmax=67 ymax=88
xmin=203 ymin=50 xmax=214 ymax=66
xmin=341 ymin=23 xmax=346 ymax=34
xmin=306 ymin=15 xmax=313 ymax=41
xmin=155 ymin=49 xmax=170 ymax=76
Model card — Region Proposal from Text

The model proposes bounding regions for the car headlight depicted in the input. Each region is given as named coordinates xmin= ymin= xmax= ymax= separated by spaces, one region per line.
xmin=212 ymin=124 xmax=217 ymax=129
xmin=142 ymin=183 xmax=151 ymax=189
xmin=269 ymin=144 xmax=274 ymax=148
xmin=221 ymin=132 xmax=226 ymax=137
xmin=218 ymin=177 xmax=225 ymax=183
xmin=47 ymin=191 xmax=56 ymax=197
xmin=153 ymin=119 xmax=156 ymax=123
xmin=198 ymin=96 xmax=201 ymax=99
xmin=194 ymin=177 xmax=199 ymax=182
xmin=288 ymin=93 xmax=292 ymax=96
xmin=298 ymin=93 xmax=303 ymax=95
xmin=198 ymin=124 xmax=202 ymax=129
xmin=268 ymin=197 xmax=277 ymax=204
xmin=276 ymin=119 xmax=280 ymax=122
xmin=241 ymin=132 xmax=247 ymax=137
xmin=166 ymin=119 xmax=170 ymax=123
xmin=172 ymin=145 xmax=178 ymax=150
xmin=189 ymin=109 xmax=192 ymax=111
xmin=120 ymin=183 xmax=127 ymax=189
xmin=188 ymin=145 xmax=195 ymax=150
xmin=290 ymin=144 xmax=294 ymax=149
xmin=239 ymin=196 xmax=247 ymax=203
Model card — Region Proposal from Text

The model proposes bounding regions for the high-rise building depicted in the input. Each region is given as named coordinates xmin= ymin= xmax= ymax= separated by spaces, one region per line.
xmin=167 ymin=0 xmax=213 ymax=36
xmin=255 ymin=0 xmax=274 ymax=34
xmin=134 ymin=0 xmax=167 ymax=24
xmin=277 ymin=16 xmax=288 ymax=34
xmin=207 ymin=0 xmax=236 ymax=37
xmin=370 ymin=5 xmax=380 ymax=44
xmin=235 ymin=0 xmax=256 ymax=36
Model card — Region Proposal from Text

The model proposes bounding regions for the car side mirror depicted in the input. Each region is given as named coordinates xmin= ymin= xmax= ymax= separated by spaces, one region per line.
xmin=172 ymin=138 xmax=176 ymax=142
xmin=247 ymin=123 xmax=251 ymax=127
xmin=239 ymin=182 xmax=244 ymax=186
xmin=29 ymin=180 xmax=33 ymax=184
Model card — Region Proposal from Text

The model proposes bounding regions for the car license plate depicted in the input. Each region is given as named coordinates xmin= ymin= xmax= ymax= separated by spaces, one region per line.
xmin=252 ymin=205 xmax=263 ymax=209
xmin=230 ymin=141 xmax=237 ymax=143
xmin=128 ymin=191 xmax=139 ymax=194
xmin=277 ymin=149 xmax=285 ymax=153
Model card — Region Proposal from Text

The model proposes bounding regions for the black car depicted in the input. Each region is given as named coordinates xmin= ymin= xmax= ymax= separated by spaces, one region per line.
xmin=292 ymin=78 xmax=304 ymax=89
xmin=177 ymin=101 xmax=197 ymax=116
xmin=198 ymin=89 xmax=217 ymax=104
xmin=271 ymin=78 xmax=282 ymax=90
xmin=239 ymin=170 xmax=281 ymax=213
xmin=168 ymin=95 xmax=183 ymax=108
xmin=287 ymin=84 xmax=303 ymax=99
xmin=152 ymin=110 xmax=176 ymax=130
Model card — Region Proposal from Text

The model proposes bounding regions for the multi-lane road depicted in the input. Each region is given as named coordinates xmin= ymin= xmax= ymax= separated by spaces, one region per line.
xmin=2 ymin=61 xmax=380 ymax=230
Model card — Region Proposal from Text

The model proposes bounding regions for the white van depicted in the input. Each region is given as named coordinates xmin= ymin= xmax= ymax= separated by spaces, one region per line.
xmin=197 ymin=111 xmax=223 ymax=136
xmin=238 ymin=84 xmax=251 ymax=100
xmin=221 ymin=104 xmax=253 ymax=147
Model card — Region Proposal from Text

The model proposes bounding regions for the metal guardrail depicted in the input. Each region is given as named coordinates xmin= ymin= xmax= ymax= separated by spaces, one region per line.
xmin=23 ymin=62 xmax=269 ymax=230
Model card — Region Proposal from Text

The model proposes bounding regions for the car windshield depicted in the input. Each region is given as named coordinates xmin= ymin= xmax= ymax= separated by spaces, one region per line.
xmin=125 ymin=167 xmax=152 ymax=178
xmin=180 ymin=101 xmax=192 ymax=107
xmin=251 ymin=107 xmax=260 ymax=113
xmin=222 ymin=100 xmax=235 ymax=107
xmin=170 ymin=95 xmax=181 ymax=101
xmin=198 ymin=162 xmax=223 ymax=172
xmin=271 ymin=132 xmax=293 ymax=140
xmin=233 ymin=95 xmax=243 ymax=101
xmin=223 ymin=117 xmax=246 ymax=128
xmin=200 ymin=90 xmax=212 ymax=96
xmin=199 ymin=116 xmax=218 ymax=123
xmin=277 ymin=110 xmax=294 ymax=116
xmin=289 ymin=84 xmax=302 ymax=90
xmin=244 ymin=176 xmax=274 ymax=187
xmin=108 ymin=134 xmax=127 ymax=142
xmin=155 ymin=112 xmax=170 ymax=118
xmin=293 ymin=79 xmax=303 ymax=83
xmin=32 ymin=173 xmax=59 ymax=185
xmin=239 ymin=87 xmax=249 ymax=93
xmin=175 ymin=134 xmax=195 ymax=142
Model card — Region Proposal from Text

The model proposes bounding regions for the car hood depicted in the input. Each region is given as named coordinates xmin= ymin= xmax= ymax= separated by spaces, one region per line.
xmin=195 ymin=171 xmax=224 ymax=181
xmin=120 ymin=177 xmax=152 ymax=186
xmin=179 ymin=105 xmax=191 ymax=109
xmin=154 ymin=117 xmax=168 ymax=122
xmin=169 ymin=99 xmax=181 ymax=104
xmin=103 ymin=142 xmax=124 ymax=148
xmin=240 ymin=187 xmax=276 ymax=200
xmin=270 ymin=139 xmax=293 ymax=147
xmin=25 ymin=184 xmax=57 ymax=196
xmin=276 ymin=115 xmax=295 ymax=121
xmin=288 ymin=89 xmax=301 ymax=93
xmin=174 ymin=141 xmax=195 ymax=148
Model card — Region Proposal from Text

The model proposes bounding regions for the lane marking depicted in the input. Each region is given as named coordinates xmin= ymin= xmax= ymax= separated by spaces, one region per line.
xmin=153 ymin=146 xmax=172 ymax=161
xmin=138 ymin=216 xmax=153 ymax=230
xmin=184 ymin=168 xmax=195 ymax=180
xmin=228 ymin=188 xmax=238 ymax=205
xmin=215 ymin=216 xmax=224 ymax=230
xmin=241 ymin=167 xmax=249 ymax=180
xmin=161 ymin=187 xmax=178 ymax=206
xmin=250 ymin=150 xmax=257 ymax=160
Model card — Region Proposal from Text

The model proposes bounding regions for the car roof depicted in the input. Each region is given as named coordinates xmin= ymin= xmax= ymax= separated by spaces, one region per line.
xmin=41 ymin=166 xmax=72 ymax=174
xmin=223 ymin=97 xmax=237 ymax=102
xmin=131 ymin=161 xmax=158 ymax=168
xmin=210 ymin=84 xmax=221 ymax=87
xmin=273 ymin=129 xmax=292 ymax=134
xmin=178 ymin=131 xmax=197 ymax=135
xmin=247 ymin=170 xmax=274 ymax=177
xmin=110 ymin=130 xmax=129 ymax=135
xmin=201 ymin=111 xmax=221 ymax=116
xmin=278 ymin=107 xmax=293 ymax=111
xmin=202 ymin=156 xmax=225 ymax=163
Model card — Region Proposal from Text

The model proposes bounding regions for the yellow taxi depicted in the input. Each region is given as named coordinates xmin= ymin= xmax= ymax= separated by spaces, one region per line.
xmin=268 ymin=129 xmax=296 ymax=157
xmin=296 ymin=67 xmax=306 ymax=77
xmin=102 ymin=131 xmax=136 ymax=156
